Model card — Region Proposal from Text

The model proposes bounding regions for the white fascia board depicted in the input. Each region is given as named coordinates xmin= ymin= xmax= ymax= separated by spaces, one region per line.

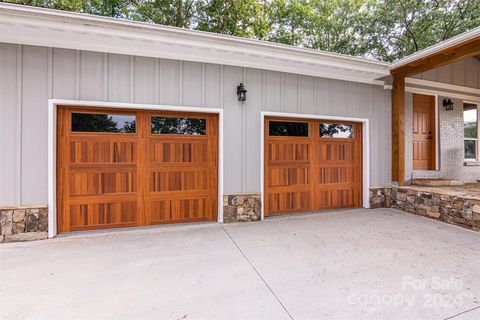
xmin=391 ymin=26 xmax=480 ymax=69
xmin=0 ymin=3 xmax=389 ymax=85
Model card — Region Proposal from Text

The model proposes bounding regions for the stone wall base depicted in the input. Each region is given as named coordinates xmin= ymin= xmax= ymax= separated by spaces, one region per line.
xmin=0 ymin=206 xmax=48 ymax=243
xmin=223 ymin=194 xmax=261 ymax=223
xmin=370 ymin=187 xmax=480 ymax=231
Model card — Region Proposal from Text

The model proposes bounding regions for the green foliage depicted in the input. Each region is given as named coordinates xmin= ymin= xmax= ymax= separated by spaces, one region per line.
xmin=6 ymin=0 xmax=480 ymax=61
xmin=465 ymin=122 xmax=478 ymax=139
xmin=366 ymin=0 xmax=480 ymax=61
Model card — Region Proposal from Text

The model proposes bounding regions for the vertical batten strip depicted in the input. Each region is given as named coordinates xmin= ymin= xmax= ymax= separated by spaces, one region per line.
xmin=281 ymin=73 xmax=285 ymax=112
xmin=297 ymin=76 xmax=301 ymax=113
xmin=75 ymin=50 xmax=80 ymax=100
xmin=155 ymin=59 xmax=160 ymax=104
xmin=328 ymin=80 xmax=333 ymax=115
xmin=262 ymin=69 xmax=266 ymax=111
xmin=179 ymin=60 xmax=183 ymax=105
xmin=103 ymin=53 xmax=108 ymax=101
xmin=130 ymin=56 xmax=135 ymax=103
xmin=220 ymin=65 xmax=224 ymax=109
xmin=47 ymin=48 xmax=53 ymax=99
xmin=201 ymin=63 xmax=206 ymax=107
xmin=16 ymin=45 xmax=23 ymax=205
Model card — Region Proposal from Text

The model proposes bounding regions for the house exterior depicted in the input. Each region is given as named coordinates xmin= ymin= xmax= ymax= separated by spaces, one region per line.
xmin=0 ymin=3 xmax=479 ymax=241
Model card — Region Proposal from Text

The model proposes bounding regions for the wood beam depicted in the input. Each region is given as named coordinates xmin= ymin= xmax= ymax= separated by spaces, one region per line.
xmin=392 ymin=74 xmax=405 ymax=186
xmin=391 ymin=36 xmax=480 ymax=77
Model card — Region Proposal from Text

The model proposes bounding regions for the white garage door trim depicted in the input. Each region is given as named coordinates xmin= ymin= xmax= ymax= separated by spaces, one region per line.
xmin=260 ymin=111 xmax=370 ymax=220
xmin=48 ymin=99 xmax=224 ymax=238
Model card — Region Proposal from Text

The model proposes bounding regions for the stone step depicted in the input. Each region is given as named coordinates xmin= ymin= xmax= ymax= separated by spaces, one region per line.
xmin=411 ymin=179 xmax=464 ymax=187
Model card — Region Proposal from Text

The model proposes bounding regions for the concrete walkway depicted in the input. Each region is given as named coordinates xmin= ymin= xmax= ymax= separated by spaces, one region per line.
xmin=1 ymin=208 xmax=479 ymax=320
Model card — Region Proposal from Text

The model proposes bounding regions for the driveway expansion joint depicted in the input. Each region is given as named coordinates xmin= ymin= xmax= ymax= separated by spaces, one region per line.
xmin=443 ymin=305 xmax=480 ymax=320
xmin=221 ymin=225 xmax=294 ymax=320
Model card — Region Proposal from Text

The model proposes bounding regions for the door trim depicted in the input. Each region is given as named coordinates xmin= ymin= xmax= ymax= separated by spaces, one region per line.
xmin=48 ymin=99 xmax=224 ymax=238
xmin=260 ymin=111 xmax=370 ymax=220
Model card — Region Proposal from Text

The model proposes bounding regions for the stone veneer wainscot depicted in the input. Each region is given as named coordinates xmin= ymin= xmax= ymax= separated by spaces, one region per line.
xmin=0 ymin=206 xmax=48 ymax=242
xmin=370 ymin=187 xmax=480 ymax=231
xmin=223 ymin=194 xmax=262 ymax=223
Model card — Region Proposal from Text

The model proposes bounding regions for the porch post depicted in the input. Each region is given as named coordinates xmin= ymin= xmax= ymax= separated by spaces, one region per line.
xmin=392 ymin=73 xmax=405 ymax=186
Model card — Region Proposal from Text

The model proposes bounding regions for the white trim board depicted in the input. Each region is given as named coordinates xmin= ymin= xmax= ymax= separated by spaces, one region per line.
xmin=47 ymin=99 xmax=224 ymax=238
xmin=260 ymin=111 xmax=371 ymax=220
xmin=405 ymin=86 xmax=480 ymax=103
xmin=406 ymin=78 xmax=480 ymax=96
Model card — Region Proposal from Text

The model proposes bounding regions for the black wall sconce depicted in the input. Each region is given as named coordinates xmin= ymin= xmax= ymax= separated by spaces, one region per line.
xmin=237 ymin=83 xmax=247 ymax=102
xmin=443 ymin=98 xmax=454 ymax=111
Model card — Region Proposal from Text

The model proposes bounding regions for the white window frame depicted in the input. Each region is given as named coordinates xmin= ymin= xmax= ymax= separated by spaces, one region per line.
xmin=463 ymin=102 xmax=480 ymax=162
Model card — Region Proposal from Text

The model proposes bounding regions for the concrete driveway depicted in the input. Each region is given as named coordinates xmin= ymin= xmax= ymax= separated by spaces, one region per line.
xmin=1 ymin=208 xmax=479 ymax=320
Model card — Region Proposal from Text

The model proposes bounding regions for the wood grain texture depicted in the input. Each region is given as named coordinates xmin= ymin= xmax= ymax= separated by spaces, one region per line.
xmin=264 ymin=117 xmax=362 ymax=216
xmin=392 ymin=74 xmax=405 ymax=185
xmin=57 ymin=107 xmax=218 ymax=233
xmin=412 ymin=94 xmax=436 ymax=170
xmin=391 ymin=36 xmax=480 ymax=77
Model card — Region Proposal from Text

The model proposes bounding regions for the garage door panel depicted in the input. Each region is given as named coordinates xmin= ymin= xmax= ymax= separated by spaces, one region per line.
xmin=68 ymin=201 xmax=137 ymax=230
xmin=69 ymin=171 xmax=137 ymax=196
xmin=317 ymin=166 xmax=355 ymax=185
xmin=268 ymin=142 xmax=310 ymax=162
xmin=149 ymin=140 xmax=208 ymax=164
xmin=315 ymin=189 xmax=358 ymax=210
xmin=332 ymin=189 xmax=357 ymax=208
xmin=268 ymin=191 xmax=311 ymax=214
xmin=149 ymin=198 xmax=208 ymax=223
xmin=150 ymin=170 xmax=208 ymax=192
xmin=70 ymin=140 xmax=137 ymax=164
xmin=316 ymin=141 xmax=355 ymax=162
xmin=268 ymin=167 xmax=310 ymax=187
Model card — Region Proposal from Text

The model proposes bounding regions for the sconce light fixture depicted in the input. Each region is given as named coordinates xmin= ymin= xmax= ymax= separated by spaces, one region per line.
xmin=237 ymin=83 xmax=247 ymax=102
xmin=443 ymin=98 xmax=454 ymax=111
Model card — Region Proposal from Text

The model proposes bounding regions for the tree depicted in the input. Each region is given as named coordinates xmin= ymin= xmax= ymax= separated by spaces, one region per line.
xmin=366 ymin=0 xmax=480 ymax=61
xmin=196 ymin=0 xmax=270 ymax=39
xmin=133 ymin=0 xmax=199 ymax=28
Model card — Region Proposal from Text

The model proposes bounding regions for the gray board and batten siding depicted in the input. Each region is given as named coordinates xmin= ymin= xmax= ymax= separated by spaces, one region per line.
xmin=0 ymin=44 xmax=392 ymax=206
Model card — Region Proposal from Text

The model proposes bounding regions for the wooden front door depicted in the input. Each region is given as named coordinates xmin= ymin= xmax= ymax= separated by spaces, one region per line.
xmin=57 ymin=107 xmax=218 ymax=233
xmin=264 ymin=117 xmax=362 ymax=216
xmin=412 ymin=94 xmax=436 ymax=170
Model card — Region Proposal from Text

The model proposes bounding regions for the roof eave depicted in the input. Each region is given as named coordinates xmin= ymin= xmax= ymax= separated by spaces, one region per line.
xmin=0 ymin=3 xmax=390 ymax=85
xmin=391 ymin=26 xmax=480 ymax=70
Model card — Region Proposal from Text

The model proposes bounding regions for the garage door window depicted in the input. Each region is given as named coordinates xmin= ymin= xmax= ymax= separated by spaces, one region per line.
xmin=151 ymin=117 xmax=207 ymax=135
xmin=71 ymin=113 xmax=136 ymax=133
xmin=269 ymin=121 xmax=309 ymax=137
xmin=320 ymin=123 xmax=354 ymax=138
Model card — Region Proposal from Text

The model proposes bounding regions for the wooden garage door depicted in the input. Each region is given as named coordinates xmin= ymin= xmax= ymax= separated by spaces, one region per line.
xmin=57 ymin=107 xmax=218 ymax=233
xmin=264 ymin=117 xmax=362 ymax=216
